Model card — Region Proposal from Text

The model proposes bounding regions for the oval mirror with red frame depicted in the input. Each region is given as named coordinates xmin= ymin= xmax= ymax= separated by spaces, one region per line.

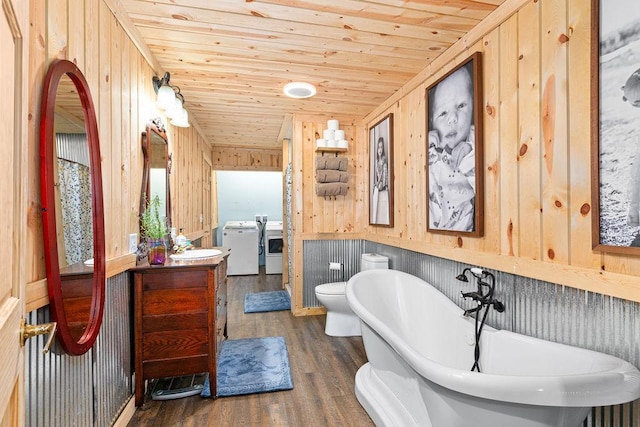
xmin=40 ymin=59 xmax=105 ymax=355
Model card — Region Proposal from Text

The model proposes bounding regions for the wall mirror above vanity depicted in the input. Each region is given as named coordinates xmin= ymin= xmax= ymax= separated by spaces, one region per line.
xmin=139 ymin=118 xmax=172 ymax=233
xmin=40 ymin=59 xmax=106 ymax=355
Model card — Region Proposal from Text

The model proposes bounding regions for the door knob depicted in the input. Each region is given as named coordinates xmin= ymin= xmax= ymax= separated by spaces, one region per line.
xmin=20 ymin=318 xmax=57 ymax=354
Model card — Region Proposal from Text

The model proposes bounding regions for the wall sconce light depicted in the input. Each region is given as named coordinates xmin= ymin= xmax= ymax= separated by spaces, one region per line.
xmin=152 ymin=72 xmax=190 ymax=128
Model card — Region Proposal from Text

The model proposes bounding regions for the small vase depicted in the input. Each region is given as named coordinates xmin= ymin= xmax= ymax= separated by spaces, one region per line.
xmin=148 ymin=238 xmax=167 ymax=265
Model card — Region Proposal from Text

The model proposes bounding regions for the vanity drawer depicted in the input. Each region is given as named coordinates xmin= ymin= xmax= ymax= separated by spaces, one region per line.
xmin=142 ymin=328 xmax=209 ymax=360
xmin=143 ymin=355 xmax=209 ymax=380
xmin=141 ymin=269 xmax=208 ymax=290
xmin=142 ymin=311 xmax=208 ymax=332
xmin=142 ymin=287 xmax=208 ymax=316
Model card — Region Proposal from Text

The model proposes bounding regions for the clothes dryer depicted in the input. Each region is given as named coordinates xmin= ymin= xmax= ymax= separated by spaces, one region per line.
xmin=265 ymin=221 xmax=283 ymax=275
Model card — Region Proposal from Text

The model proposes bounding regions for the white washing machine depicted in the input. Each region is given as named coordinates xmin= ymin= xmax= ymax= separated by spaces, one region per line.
xmin=265 ymin=221 xmax=283 ymax=275
xmin=222 ymin=221 xmax=259 ymax=275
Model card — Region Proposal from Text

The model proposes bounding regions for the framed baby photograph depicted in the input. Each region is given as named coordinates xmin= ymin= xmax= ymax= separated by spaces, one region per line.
xmin=426 ymin=52 xmax=483 ymax=236
xmin=591 ymin=0 xmax=640 ymax=254
xmin=369 ymin=113 xmax=394 ymax=227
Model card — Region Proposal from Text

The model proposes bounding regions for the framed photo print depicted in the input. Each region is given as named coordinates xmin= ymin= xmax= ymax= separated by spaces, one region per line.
xmin=591 ymin=0 xmax=640 ymax=254
xmin=426 ymin=51 xmax=483 ymax=236
xmin=369 ymin=113 xmax=394 ymax=226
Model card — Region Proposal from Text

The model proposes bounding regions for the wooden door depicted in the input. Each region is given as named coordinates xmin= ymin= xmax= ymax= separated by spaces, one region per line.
xmin=0 ymin=0 xmax=29 ymax=424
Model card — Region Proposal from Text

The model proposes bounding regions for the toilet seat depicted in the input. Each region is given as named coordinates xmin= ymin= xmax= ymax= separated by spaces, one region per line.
xmin=315 ymin=281 xmax=347 ymax=295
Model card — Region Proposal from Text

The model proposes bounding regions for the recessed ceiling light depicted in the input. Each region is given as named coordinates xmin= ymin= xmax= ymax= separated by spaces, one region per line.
xmin=283 ymin=82 xmax=316 ymax=99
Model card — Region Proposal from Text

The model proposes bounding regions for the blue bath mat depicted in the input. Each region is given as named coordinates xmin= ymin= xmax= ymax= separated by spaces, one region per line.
xmin=244 ymin=290 xmax=291 ymax=313
xmin=201 ymin=336 xmax=293 ymax=397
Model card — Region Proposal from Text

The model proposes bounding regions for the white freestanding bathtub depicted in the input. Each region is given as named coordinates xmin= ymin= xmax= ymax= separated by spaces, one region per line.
xmin=346 ymin=269 xmax=640 ymax=427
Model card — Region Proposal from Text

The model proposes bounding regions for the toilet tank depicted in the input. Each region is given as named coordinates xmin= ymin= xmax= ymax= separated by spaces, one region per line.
xmin=361 ymin=253 xmax=389 ymax=271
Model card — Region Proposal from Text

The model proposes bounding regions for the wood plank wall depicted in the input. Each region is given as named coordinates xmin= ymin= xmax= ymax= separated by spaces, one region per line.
xmin=26 ymin=0 xmax=213 ymax=309
xmin=170 ymin=125 xmax=213 ymax=246
xmin=291 ymin=0 xmax=640 ymax=310
xmin=296 ymin=117 xmax=366 ymax=235
xmin=212 ymin=146 xmax=282 ymax=171
xmin=290 ymin=116 xmax=366 ymax=313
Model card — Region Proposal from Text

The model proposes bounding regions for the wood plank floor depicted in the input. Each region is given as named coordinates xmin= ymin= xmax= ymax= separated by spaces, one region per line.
xmin=127 ymin=270 xmax=375 ymax=426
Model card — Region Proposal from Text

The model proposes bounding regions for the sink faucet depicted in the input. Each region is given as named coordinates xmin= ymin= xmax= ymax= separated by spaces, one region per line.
xmin=173 ymin=242 xmax=194 ymax=254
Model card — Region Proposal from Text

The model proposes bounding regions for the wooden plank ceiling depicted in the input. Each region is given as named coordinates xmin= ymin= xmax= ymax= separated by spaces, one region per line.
xmin=119 ymin=0 xmax=504 ymax=150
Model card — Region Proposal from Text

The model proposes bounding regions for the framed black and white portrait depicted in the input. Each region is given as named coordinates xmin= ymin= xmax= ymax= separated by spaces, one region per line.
xmin=591 ymin=0 xmax=640 ymax=254
xmin=426 ymin=52 xmax=483 ymax=236
xmin=369 ymin=114 xmax=394 ymax=227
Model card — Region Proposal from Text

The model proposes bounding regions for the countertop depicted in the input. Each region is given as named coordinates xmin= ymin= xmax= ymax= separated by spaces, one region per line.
xmin=130 ymin=247 xmax=230 ymax=272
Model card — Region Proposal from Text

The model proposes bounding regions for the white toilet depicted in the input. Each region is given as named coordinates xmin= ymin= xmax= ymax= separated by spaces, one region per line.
xmin=315 ymin=253 xmax=389 ymax=337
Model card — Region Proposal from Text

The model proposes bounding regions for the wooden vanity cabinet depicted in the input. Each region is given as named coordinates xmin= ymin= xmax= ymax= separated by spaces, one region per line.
xmin=131 ymin=253 xmax=228 ymax=407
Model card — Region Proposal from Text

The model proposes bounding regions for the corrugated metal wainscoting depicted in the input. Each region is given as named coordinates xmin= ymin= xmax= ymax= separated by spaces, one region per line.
xmin=25 ymin=272 xmax=132 ymax=426
xmin=302 ymin=239 xmax=365 ymax=307
xmin=303 ymin=239 xmax=640 ymax=426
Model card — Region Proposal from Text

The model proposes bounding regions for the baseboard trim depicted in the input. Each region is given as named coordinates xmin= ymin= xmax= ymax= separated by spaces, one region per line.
xmin=112 ymin=396 xmax=136 ymax=427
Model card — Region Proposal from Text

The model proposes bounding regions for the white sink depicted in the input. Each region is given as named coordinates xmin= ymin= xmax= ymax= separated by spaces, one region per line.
xmin=169 ymin=249 xmax=222 ymax=260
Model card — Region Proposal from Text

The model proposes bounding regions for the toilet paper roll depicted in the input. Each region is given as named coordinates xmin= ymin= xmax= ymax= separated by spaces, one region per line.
xmin=327 ymin=119 xmax=339 ymax=130
xmin=316 ymin=138 xmax=327 ymax=148
xmin=329 ymin=262 xmax=342 ymax=270
xmin=334 ymin=129 xmax=345 ymax=140
xmin=337 ymin=140 xmax=348 ymax=149
xmin=323 ymin=129 xmax=335 ymax=141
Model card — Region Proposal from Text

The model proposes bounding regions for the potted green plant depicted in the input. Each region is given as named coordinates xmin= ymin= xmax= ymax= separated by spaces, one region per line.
xmin=140 ymin=195 xmax=168 ymax=265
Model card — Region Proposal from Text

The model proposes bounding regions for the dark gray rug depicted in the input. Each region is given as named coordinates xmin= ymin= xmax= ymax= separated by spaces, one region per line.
xmin=244 ymin=290 xmax=291 ymax=313
xmin=201 ymin=336 xmax=293 ymax=397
